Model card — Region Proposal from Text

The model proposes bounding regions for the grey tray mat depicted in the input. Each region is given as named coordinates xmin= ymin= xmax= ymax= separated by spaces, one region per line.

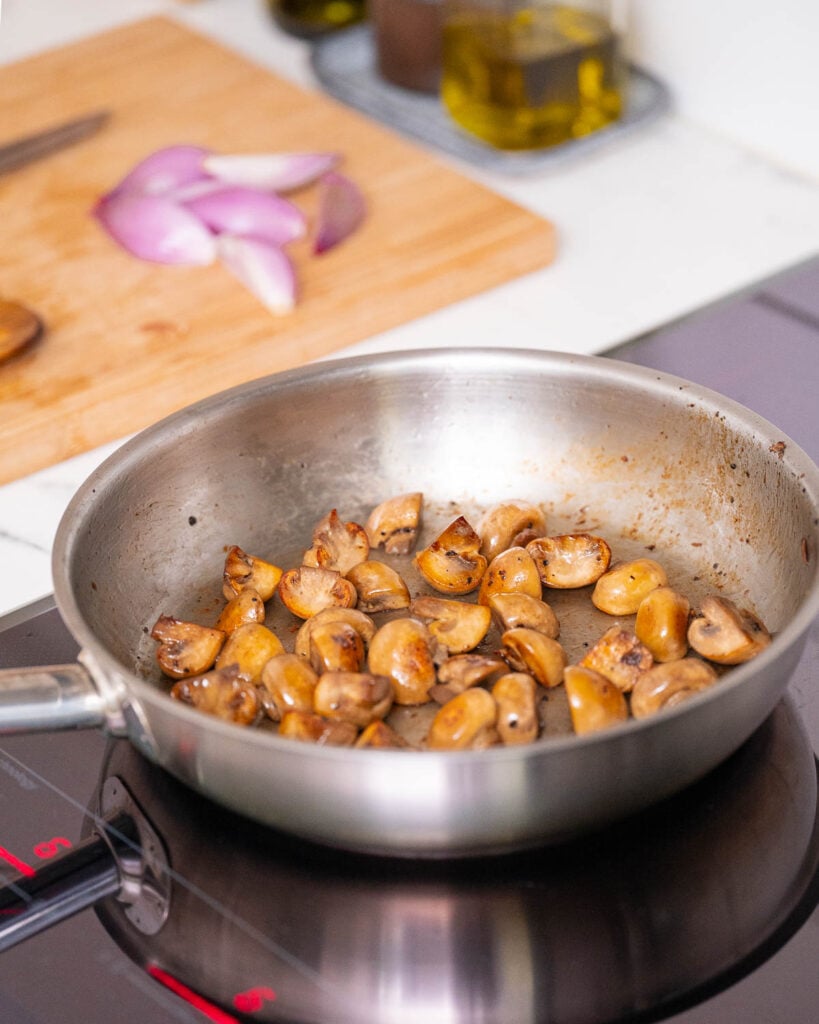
xmin=310 ymin=24 xmax=671 ymax=175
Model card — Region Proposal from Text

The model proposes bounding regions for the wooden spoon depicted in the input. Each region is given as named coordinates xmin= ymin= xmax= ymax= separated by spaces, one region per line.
xmin=0 ymin=299 xmax=43 ymax=363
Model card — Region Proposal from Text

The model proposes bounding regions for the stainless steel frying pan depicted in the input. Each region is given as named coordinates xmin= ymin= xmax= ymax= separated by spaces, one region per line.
xmin=2 ymin=348 xmax=818 ymax=856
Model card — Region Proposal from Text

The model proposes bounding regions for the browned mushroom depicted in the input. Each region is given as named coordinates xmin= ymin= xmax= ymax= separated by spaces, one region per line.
xmin=487 ymin=593 xmax=560 ymax=639
xmin=635 ymin=586 xmax=691 ymax=662
xmin=294 ymin=607 xmax=376 ymax=660
xmin=564 ymin=665 xmax=628 ymax=735
xmin=278 ymin=565 xmax=357 ymax=620
xmin=476 ymin=500 xmax=546 ymax=561
xmin=591 ymin=558 xmax=668 ymax=615
xmin=345 ymin=560 xmax=410 ymax=613
xmin=0 ymin=298 xmax=42 ymax=364
xmin=630 ymin=657 xmax=719 ymax=718
xmin=278 ymin=710 xmax=358 ymax=746
xmin=500 ymin=627 xmax=567 ymax=689
xmin=214 ymin=622 xmax=285 ymax=683
xmin=409 ymin=595 xmax=491 ymax=656
xmin=355 ymin=720 xmax=413 ymax=749
xmin=580 ymin=626 xmax=654 ymax=693
xmin=303 ymin=509 xmax=370 ymax=574
xmin=151 ymin=616 xmax=225 ymax=679
xmin=687 ymin=596 xmax=772 ymax=665
xmin=491 ymin=672 xmax=540 ymax=745
xmin=313 ymin=671 xmax=394 ymax=727
xmin=308 ymin=619 xmax=366 ymax=674
xmin=170 ymin=664 xmax=260 ymax=726
xmin=259 ymin=653 xmax=319 ymax=721
xmin=365 ymin=492 xmax=423 ymax=554
xmin=215 ymin=588 xmax=266 ymax=633
xmin=477 ymin=546 xmax=542 ymax=606
xmin=414 ymin=516 xmax=487 ymax=595
xmin=526 ymin=533 xmax=612 ymax=589
xmin=367 ymin=617 xmax=438 ymax=705
xmin=430 ymin=652 xmax=508 ymax=703
xmin=222 ymin=545 xmax=283 ymax=601
xmin=427 ymin=688 xmax=499 ymax=750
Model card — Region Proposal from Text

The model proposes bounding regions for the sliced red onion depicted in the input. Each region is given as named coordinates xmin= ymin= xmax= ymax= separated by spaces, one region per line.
xmin=93 ymin=193 xmax=217 ymax=265
xmin=217 ymin=234 xmax=297 ymax=314
xmin=183 ymin=185 xmax=307 ymax=246
xmin=109 ymin=145 xmax=212 ymax=197
xmin=313 ymin=172 xmax=366 ymax=255
xmin=202 ymin=152 xmax=340 ymax=193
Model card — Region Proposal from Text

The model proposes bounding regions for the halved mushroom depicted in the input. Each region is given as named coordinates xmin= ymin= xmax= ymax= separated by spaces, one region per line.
xmin=430 ymin=652 xmax=508 ymax=703
xmin=151 ymin=616 xmax=225 ymax=679
xmin=491 ymin=672 xmax=539 ymax=745
xmin=635 ymin=586 xmax=691 ymax=663
xmin=278 ymin=710 xmax=358 ymax=746
xmin=259 ymin=653 xmax=318 ymax=721
xmin=427 ymin=688 xmax=499 ymax=750
xmin=278 ymin=566 xmax=357 ymax=620
xmin=564 ymin=665 xmax=628 ymax=735
xmin=410 ymin=595 xmax=491 ymax=655
xmin=313 ymin=671 xmax=394 ymax=727
xmin=477 ymin=546 xmax=542 ymax=606
xmin=487 ymin=593 xmax=560 ymax=639
xmin=214 ymin=622 xmax=285 ymax=683
xmin=345 ymin=560 xmax=410 ymax=613
xmin=294 ymin=607 xmax=376 ymax=660
xmin=580 ymin=626 xmax=653 ymax=693
xmin=303 ymin=509 xmax=370 ymax=574
xmin=414 ymin=516 xmax=487 ymax=595
xmin=591 ymin=558 xmax=668 ymax=615
xmin=355 ymin=720 xmax=413 ymax=749
xmin=526 ymin=534 xmax=612 ymax=589
xmin=308 ymin=619 xmax=366 ymax=674
xmin=500 ymin=628 xmax=567 ymax=689
xmin=215 ymin=588 xmax=266 ymax=634
xmin=170 ymin=664 xmax=260 ymax=726
xmin=367 ymin=617 xmax=437 ymax=705
xmin=222 ymin=546 xmax=283 ymax=602
xmin=687 ymin=596 xmax=772 ymax=665
xmin=476 ymin=500 xmax=546 ymax=561
xmin=365 ymin=492 xmax=423 ymax=555
xmin=630 ymin=657 xmax=719 ymax=718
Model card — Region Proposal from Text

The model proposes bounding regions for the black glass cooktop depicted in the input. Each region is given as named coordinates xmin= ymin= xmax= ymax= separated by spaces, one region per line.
xmin=0 ymin=255 xmax=818 ymax=1023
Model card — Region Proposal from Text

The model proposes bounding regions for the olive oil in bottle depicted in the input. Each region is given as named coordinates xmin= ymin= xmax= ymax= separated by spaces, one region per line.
xmin=441 ymin=2 xmax=625 ymax=150
xmin=268 ymin=0 xmax=366 ymax=39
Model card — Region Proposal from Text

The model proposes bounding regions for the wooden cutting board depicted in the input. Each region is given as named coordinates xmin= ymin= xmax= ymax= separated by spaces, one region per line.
xmin=0 ymin=17 xmax=556 ymax=486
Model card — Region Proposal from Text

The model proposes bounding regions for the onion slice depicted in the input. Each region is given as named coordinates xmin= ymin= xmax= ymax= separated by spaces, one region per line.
xmin=93 ymin=193 xmax=217 ymax=265
xmin=217 ymin=234 xmax=297 ymax=315
xmin=203 ymin=152 xmax=340 ymax=193
xmin=109 ymin=145 xmax=212 ymax=197
xmin=183 ymin=185 xmax=307 ymax=246
xmin=313 ymin=172 xmax=366 ymax=255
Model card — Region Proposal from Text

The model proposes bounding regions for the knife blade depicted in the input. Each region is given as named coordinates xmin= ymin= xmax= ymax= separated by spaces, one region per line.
xmin=0 ymin=110 xmax=110 ymax=176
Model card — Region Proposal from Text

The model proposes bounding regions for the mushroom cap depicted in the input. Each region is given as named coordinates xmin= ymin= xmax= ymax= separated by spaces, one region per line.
xmin=630 ymin=657 xmax=719 ymax=718
xmin=687 ymin=596 xmax=772 ymax=665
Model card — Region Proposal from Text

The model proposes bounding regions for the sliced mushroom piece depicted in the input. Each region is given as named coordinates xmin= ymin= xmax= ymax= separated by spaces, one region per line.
xmin=278 ymin=565 xmax=357 ymax=620
xmin=222 ymin=545 xmax=283 ymax=602
xmin=631 ymin=657 xmax=719 ymax=718
xmin=215 ymin=588 xmax=266 ymax=634
xmin=170 ymin=664 xmax=260 ymax=726
xmin=580 ymin=626 xmax=653 ymax=693
xmin=591 ymin=558 xmax=668 ymax=615
xmin=151 ymin=616 xmax=225 ymax=679
xmin=500 ymin=628 xmax=567 ymax=689
xmin=409 ymin=595 xmax=491 ymax=655
xmin=308 ymin=619 xmax=366 ymax=674
xmin=564 ymin=665 xmax=628 ymax=735
xmin=303 ymin=509 xmax=370 ymax=574
xmin=430 ymin=652 xmax=508 ymax=704
xmin=526 ymin=533 xmax=612 ymax=589
xmin=427 ymin=688 xmax=499 ymax=750
xmin=491 ymin=672 xmax=539 ymax=746
xmin=278 ymin=710 xmax=358 ymax=746
xmin=476 ymin=500 xmax=546 ymax=561
xmin=294 ymin=607 xmax=376 ymax=660
xmin=313 ymin=671 xmax=394 ymax=728
xmin=487 ymin=593 xmax=560 ymax=639
xmin=477 ymin=546 xmax=542 ymax=606
xmin=365 ymin=492 xmax=423 ymax=555
xmin=635 ymin=586 xmax=691 ymax=663
xmin=414 ymin=516 xmax=487 ymax=595
xmin=355 ymin=720 xmax=413 ymax=749
xmin=345 ymin=560 xmax=410 ymax=613
xmin=687 ymin=596 xmax=772 ymax=665
xmin=214 ymin=622 xmax=285 ymax=683
xmin=367 ymin=617 xmax=437 ymax=706
xmin=259 ymin=653 xmax=318 ymax=722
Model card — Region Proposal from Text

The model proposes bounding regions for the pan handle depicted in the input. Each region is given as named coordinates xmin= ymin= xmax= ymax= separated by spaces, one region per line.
xmin=0 ymin=664 xmax=107 ymax=732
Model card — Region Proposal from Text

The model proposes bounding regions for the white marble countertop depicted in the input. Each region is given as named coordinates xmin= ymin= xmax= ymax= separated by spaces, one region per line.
xmin=1 ymin=0 xmax=818 ymax=619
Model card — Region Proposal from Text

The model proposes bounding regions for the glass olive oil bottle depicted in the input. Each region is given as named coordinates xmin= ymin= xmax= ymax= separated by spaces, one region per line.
xmin=441 ymin=2 xmax=625 ymax=150
xmin=268 ymin=0 xmax=366 ymax=39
